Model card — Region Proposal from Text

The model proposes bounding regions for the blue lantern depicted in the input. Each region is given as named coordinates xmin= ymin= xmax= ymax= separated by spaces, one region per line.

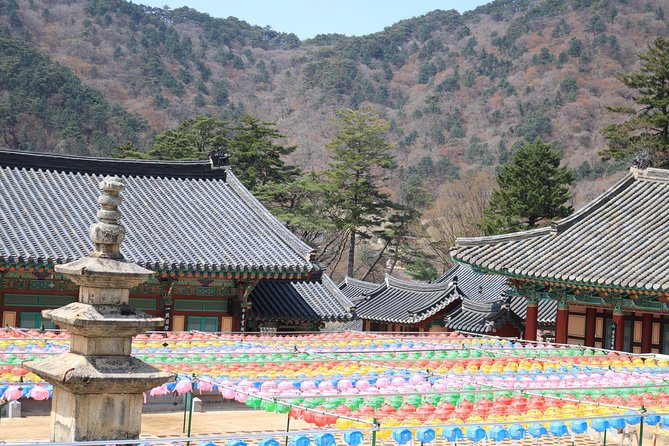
xmin=259 ymin=439 xmax=281 ymax=446
xmin=489 ymin=426 xmax=509 ymax=442
xmin=198 ymin=442 xmax=217 ymax=446
xmin=290 ymin=436 xmax=310 ymax=446
xmin=646 ymin=414 xmax=661 ymax=426
xmin=570 ymin=420 xmax=588 ymax=434
xmin=591 ymin=419 xmax=609 ymax=432
xmin=549 ymin=422 xmax=568 ymax=437
xmin=416 ymin=428 xmax=436 ymax=443
xmin=442 ymin=427 xmax=464 ymax=442
xmin=507 ymin=425 xmax=526 ymax=440
xmin=528 ymin=423 xmax=547 ymax=438
xmin=315 ymin=433 xmax=335 ymax=446
xmin=466 ymin=426 xmax=486 ymax=442
xmin=393 ymin=428 xmax=413 ymax=445
xmin=608 ymin=417 xmax=626 ymax=429
xmin=344 ymin=431 xmax=364 ymax=446
xmin=626 ymin=413 xmax=642 ymax=425
xmin=228 ymin=441 xmax=247 ymax=446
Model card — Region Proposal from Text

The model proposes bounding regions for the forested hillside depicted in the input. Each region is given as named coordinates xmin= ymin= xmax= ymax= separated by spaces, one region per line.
xmin=0 ymin=0 xmax=668 ymax=177
xmin=0 ymin=0 xmax=666 ymax=200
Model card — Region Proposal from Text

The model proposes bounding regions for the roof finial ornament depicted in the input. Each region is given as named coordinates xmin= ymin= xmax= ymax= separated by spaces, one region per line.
xmin=89 ymin=175 xmax=126 ymax=259
xmin=209 ymin=147 xmax=230 ymax=170
xmin=633 ymin=149 xmax=654 ymax=169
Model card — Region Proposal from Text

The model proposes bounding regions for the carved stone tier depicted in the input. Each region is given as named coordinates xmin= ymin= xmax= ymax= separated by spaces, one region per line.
xmin=22 ymin=175 xmax=176 ymax=442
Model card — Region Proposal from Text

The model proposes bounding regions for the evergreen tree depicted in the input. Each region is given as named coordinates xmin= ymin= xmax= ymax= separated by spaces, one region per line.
xmin=405 ymin=253 xmax=439 ymax=282
xmin=254 ymin=172 xmax=336 ymax=246
xmin=600 ymin=37 xmax=669 ymax=167
xmin=324 ymin=109 xmax=397 ymax=277
xmin=480 ymin=140 xmax=574 ymax=235
xmin=227 ymin=114 xmax=299 ymax=191
xmin=146 ymin=115 xmax=228 ymax=160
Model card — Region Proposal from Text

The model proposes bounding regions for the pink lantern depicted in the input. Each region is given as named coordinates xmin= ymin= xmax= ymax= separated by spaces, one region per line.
xmin=278 ymin=381 xmax=295 ymax=391
xmin=198 ymin=380 xmax=214 ymax=394
xmin=29 ymin=386 xmax=50 ymax=401
xmin=175 ymin=380 xmax=192 ymax=395
xmin=318 ymin=381 xmax=334 ymax=392
xmin=221 ymin=388 xmax=236 ymax=399
xmin=300 ymin=380 xmax=316 ymax=392
xmin=376 ymin=377 xmax=390 ymax=388
xmin=355 ymin=380 xmax=370 ymax=391
xmin=409 ymin=374 xmax=424 ymax=385
xmin=391 ymin=378 xmax=406 ymax=386
xmin=3 ymin=386 xmax=22 ymax=401
xmin=260 ymin=381 xmax=277 ymax=392
xmin=337 ymin=379 xmax=353 ymax=391
xmin=149 ymin=384 xmax=169 ymax=397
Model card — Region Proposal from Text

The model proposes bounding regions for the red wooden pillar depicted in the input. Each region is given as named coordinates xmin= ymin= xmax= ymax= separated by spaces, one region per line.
xmin=612 ymin=310 xmax=625 ymax=351
xmin=525 ymin=299 xmax=539 ymax=341
xmin=585 ymin=307 xmax=596 ymax=347
xmin=641 ymin=313 xmax=653 ymax=353
xmin=555 ymin=302 xmax=569 ymax=344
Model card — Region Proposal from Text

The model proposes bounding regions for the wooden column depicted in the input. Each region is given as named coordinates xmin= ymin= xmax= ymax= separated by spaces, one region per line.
xmin=612 ymin=310 xmax=625 ymax=351
xmin=525 ymin=299 xmax=539 ymax=341
xmin=641 ymin=313 xmax=653 ymax=353
xmin=555 ymin=301 xmax=569 ymax=344
xmin=585 ymin=307 xmax=596 ymax=347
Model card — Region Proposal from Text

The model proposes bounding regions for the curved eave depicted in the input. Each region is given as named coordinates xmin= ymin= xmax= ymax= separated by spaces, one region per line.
xmin=0 ymin=259 xmax=315 ymax=280
xmin=452 ymin=259 xmax=668 ymax=295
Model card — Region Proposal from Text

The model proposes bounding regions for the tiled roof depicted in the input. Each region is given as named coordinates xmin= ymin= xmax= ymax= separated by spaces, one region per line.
xmin=443 ymin=298 xmax=523 ymax=334
xmin=437 ymin=263 xmax=508 ymax=302
xmin=0 ymin=150 xmax=315 ymax=277
xmin=249 ymin=274 xmax=355 ymax=322
xmin=352 ymin=275 xmax=460 ymax=324
xmin=451 ymin=168 xmax=669 ymax=292
xmin=439 ymin=263 xmax=556 ymax=333
xmin=510 ymin=296 xmax=557 ymax=325
xmin=338 ymin=276 xmax=380 ymax=303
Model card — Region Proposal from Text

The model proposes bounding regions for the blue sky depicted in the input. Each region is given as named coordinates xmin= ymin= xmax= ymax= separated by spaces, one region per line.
xmin=130 ymin=1 xmax=491 ymax=39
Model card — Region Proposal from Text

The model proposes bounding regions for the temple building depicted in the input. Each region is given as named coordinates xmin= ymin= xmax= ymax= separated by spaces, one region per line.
xmin=0 ymin=150 xmax=352 ymax=332
xmin=438 ymin=264 xmax=556 ymax=338
xmin=451 ymin=167 xmax=669 ymax=353
xmin=339 ymin=263 xmax=555 ymax=336
xmin=340 ymin=274 xmax=460 ymax=332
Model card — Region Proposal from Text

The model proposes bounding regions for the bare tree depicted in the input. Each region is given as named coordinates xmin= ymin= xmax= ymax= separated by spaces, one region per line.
xmin=414 ymin=171 xmax=496 ymax=272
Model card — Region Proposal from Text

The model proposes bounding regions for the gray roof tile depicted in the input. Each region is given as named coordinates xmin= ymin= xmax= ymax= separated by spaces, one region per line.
xmin=451 ymin=168 xmax=669 ymax=292
xmin=0 ymin=150 xmax=315 ymax=276
xmin=348 ymin=274 xmax=460 ymax=324
xmin=250 ymin=274 xmax=355 ymax=322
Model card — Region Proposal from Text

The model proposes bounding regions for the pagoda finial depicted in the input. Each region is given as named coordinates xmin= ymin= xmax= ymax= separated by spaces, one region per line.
xmin=89 ymin=175 xmax=126 ymax=259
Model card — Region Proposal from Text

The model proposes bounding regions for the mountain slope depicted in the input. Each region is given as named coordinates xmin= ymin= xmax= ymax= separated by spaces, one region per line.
xmin=0 ymin=0 xmax=666 ymax=199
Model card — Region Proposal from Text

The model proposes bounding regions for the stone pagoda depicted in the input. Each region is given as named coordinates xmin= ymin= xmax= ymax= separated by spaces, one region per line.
xmin=24 ymin=176 xmax=174 ymax=442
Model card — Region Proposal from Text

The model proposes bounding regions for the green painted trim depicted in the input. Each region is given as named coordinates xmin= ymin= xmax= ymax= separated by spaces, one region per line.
xmin=173 ymin=298 xmax=228 ymax=312
xmin=128 ymin=297 xmax=157 ymax=310
xmin=4 ymin=294 xmax=74 ymax=308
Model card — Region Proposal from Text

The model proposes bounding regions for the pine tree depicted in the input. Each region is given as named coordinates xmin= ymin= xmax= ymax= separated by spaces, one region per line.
xmin=600 ymin=37 xmax=669 ymax=167
xmin=480 ymin=140 xmax=574 ymax=235
xmin=325 ymin=109 xmax=397 ymax=277
xmin=227 ymin=114 xmax=299 ymax=191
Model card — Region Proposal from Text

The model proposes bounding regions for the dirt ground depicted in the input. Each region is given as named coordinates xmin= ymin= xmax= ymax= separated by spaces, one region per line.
xmin=0 ymin=409 xmax=311 ymax=443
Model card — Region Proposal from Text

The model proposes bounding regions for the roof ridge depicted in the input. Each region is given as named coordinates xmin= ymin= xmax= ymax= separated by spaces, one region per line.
xmin=384 ymin=273 xmax=455 ymax=291
xmin=0 ymin=149 xmax=224 ymax=179
xmin=454 ymin=225 xmax=555 ymax=247
xmin=342 ymin=276 xmax=379 ymax=289
xmin=321 ymin=274 xmax=356 ymax=312
xmin=225 ymin=170 xmax=315 ymax=266
xmin=554 ymin=171 xmax=636 ymax=231
xmin=632 ymin=166 xmax=669 ymax=182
